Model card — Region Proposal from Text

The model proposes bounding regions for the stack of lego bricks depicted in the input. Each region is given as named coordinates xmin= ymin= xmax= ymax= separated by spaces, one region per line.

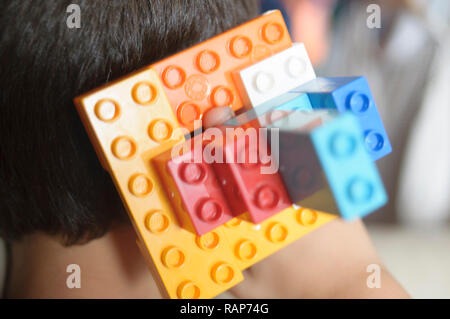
xmin=75 ymin=10 xmax=391 ymax=299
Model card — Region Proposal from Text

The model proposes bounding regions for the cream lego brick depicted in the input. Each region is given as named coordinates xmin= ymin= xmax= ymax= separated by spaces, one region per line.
xmin=236 ymin=43 xmax=316 ymax=107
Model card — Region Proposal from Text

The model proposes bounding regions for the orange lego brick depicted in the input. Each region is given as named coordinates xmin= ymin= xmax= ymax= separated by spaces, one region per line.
xmin=222 ymin=208 xmax=336 ymax=270
xmin=151 ymin=10 xmax=292 ymax=131
xmin=75 ymin=68 xmax=243 ymax=299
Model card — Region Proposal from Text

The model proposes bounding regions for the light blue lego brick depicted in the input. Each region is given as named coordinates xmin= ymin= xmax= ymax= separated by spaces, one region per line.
xmin=292 ymin=77 xmax=392 ymax=161
xmin=310 ymin=112 xmax=387 ymax=220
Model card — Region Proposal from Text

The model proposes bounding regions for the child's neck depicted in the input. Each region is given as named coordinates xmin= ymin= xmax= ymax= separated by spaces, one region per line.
xmin=6 ymin=224 xmax=161 ymax=298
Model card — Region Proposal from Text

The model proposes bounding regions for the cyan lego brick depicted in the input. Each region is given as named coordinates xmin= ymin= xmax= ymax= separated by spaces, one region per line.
xmin=268 ymin=110 xmax=387 ymax=220
xmin=292 ymin=77 xmax=392 ymax=161
xmin=310 ymin=112 xmax=387 ymax=219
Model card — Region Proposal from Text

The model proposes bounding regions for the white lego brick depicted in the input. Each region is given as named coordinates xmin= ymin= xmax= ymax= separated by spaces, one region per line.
xmin=237 ymin=43 xmax=316 ymax=107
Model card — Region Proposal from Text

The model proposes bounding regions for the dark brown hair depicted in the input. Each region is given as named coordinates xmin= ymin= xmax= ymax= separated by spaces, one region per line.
xmin=0 ymin=0 xmax=260 ymax=245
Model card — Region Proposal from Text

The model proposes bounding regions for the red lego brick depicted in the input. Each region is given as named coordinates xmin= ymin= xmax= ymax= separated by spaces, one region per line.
xmin=154 ymin=136 xmax=234 ymax=235
xmin=211 ymin=128 xmax=292 ymax=224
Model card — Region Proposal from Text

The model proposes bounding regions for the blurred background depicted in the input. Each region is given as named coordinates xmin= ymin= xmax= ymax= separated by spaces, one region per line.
xmin=260 ymin=0 xmax=450 ymax=298
xmin=1 ymin=0 xmax=449 ymax=298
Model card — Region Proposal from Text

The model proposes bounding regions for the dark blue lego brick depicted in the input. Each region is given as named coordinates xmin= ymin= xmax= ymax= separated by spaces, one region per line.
xmin=291 ymin=77 xmax=392 ymax=161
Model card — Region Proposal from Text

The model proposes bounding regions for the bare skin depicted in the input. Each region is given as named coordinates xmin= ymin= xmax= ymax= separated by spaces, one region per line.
xmin=6 ymin=106 xmax=409 ymax=299
xmin=7 ymin=224 xmax=161 ymax=298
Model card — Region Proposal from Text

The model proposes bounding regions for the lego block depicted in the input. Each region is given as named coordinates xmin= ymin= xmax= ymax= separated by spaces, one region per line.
xmin=221 ymin=99 xmax=324 ymax=208
xmin=75 ymin=68 xmax=244 ymax=299
xmin=311 ymin=112 xmax=387 ymax=218
xmin=292 ymin=77 xmax=392 ymax=161
xmin=235 ymin=43 xmax=316 ymax=107
xmin=211 ymin=128 xmax=292 ymax=224
xmin=221 ymin=207 xmax=336 ymax=270
xmin=271 ymin=112 xmax=387 ymax=220
xmin=151 ymin=10 xmax=292 ymax=131
xmin=73 ymin=11 xmax=362 ymax=299
xmin=153 ymin=136 xmax=234 ymax=236
xmin=266 ymin=110 xmax=336 ymax=204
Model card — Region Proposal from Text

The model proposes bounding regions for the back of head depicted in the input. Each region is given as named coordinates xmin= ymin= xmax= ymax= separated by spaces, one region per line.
xmin=0 ymin=0 xmax=260 ymax=245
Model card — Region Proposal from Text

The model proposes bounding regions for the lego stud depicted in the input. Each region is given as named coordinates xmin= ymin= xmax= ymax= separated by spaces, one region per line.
xmin=286 ymin=56 xmax=307 ymax=78
xmin=254 ymin=185 xmax=279 ymax=210
xmin=196 ymin=231 xmax=220 ymax=250
xmin=177 ymin=101 xmax=201 ymax=126
xmin=347 ymin=177 xmax=374 ymax=204
xmin=225 ymin=218 xmax=243 ymax=228
xmin=235 ymin=240 xmax=257 ymax=261
xmin=148 ymin=119 xmax=173 ymax=142
xmin=346 ymin=91 xmax=370 ymax=114
xmin=261 ymin=22 xmax=284 ymax=44
xmin=131 ymin=82 xmax=158 ymax=105
xmin=185 ymin=74 xmax=210 ymax=101
xmin=94 ymin=99 xmax=120 ymax=122
xmin=211 ymin=262 xmax=235 ymax=285
xmin=128 ymin=174 xmax=153 ymax=197
xmin=330 ymin=132 xmax=357 ymax=159
xmin=161 ymin=246 xmax=186 ymax=269
xmin=254 ymin=72 xmax=274 ymax=93
xmin=145 ymin=210 xmax=170 ymax=233
xmin=177 ymin=281 xmax=200 ymax=299
xmin=211 ymin=86 xmax=234 ymax=107
xmin=365 ymin=130 xmax=385 ymax=152
xmin=296 ymin=208 xmax=318 ymax=226
xmin=197 ymin=50 xmax=220 ymax=74
xmin=266 ymin=222 xmax=288 ymax=243
xmin=111 ymin=136 xmax=136 ymax=160
xmin=196 ymin=198 xmax=223 ymax=223
xmin=180 ymin=163 xmax=206 ymax=184
xmin=162 ymin=65 xmax=186 ymax=89
xmin=229 ymin=35 xmax=252 ymax=58
xmin=251 ymin=44 xmax=271 ymax=62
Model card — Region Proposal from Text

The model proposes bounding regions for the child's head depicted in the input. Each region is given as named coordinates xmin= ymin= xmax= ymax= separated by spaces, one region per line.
xmin=0 ymin=0 xmax=259 ymax=245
